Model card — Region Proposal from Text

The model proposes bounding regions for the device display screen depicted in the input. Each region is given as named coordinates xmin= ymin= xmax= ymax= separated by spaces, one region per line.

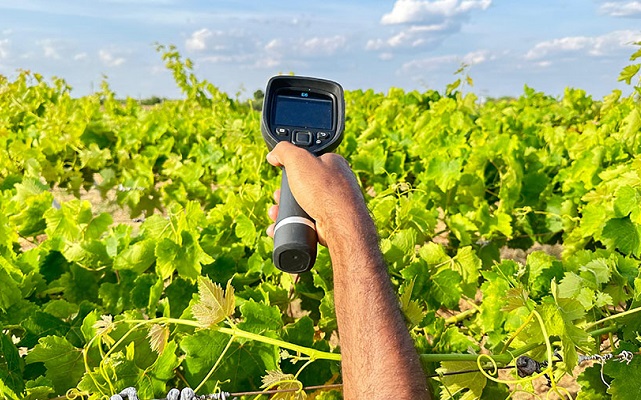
xmin=273 ymin=94 xmax=333 ymax=130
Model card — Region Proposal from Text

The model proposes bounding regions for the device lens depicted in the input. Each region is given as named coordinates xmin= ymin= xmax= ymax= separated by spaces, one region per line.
xmin=279 ymin=249 xmax=311 ymax=273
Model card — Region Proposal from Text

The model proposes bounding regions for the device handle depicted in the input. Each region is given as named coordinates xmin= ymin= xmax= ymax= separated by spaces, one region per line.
xmin=273 ymin=168 xmax=317 ymax=273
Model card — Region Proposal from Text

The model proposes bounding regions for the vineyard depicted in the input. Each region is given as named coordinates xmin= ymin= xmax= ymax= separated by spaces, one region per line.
xmin=1 ymin=44 xmax=641 ymax=399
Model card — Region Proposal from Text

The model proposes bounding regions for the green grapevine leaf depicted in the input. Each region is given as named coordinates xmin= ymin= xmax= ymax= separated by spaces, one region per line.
xmin=400 ymin=279 xmax=425 ymax=327
xmin=435 ymin=361 xmax=486 ymax=400
xmin=618 ymin=64 xmax=641 ymax=84
xmin=605 ymin=349 xmax=641 ymax=399
xmin=155 ymin=231 xmax=213 ymax=281
xmin=283 ymin=316 xmax=315 ymax=348
xmin=136 ymin=341 xmax=182 ymax=398
xmin=576 ymin=364 xmax=609 ymax=399
xmin=235 ymin=213 xmax=257 ymax=246
xmin=113 ymin=239 xmax=156 ymax=273
xmin=526 ymin=251 xmax=564 ymax=299
xmin=18 ymin=311 xmax=70 ymax=348
xmin=0 ymin=379 xmax=20 ymax=400
xmin=238 ymin=300 xmax=283 ymax=333
xmin=181 ymin=330 xmax=279 ymax=393
xmin=631 ymin=43 xmax=641 ymax=61
xmin=537 ymin=300 xmax=593 ymax=371
xmin=601 ymin=217 xmax=641 ymax=256
xmin=430 ymin=269 xmax=463 ymax=310
xmin=614 ymin=186 xmax=639 ymax=218
xmin=0 ymin=266 xmax=22 ymax=312
xmin=25 ymin=336 xmax=84 ymax=395
xmin=0 ymin=333 xmax=24 ymax=396
xmin=319 ymin=291 xmax=337 ymax=333
xmin=22 ymin=376 xmax=55 ymax=400
xmin=478 ymin=271 xmax=510 ymax=333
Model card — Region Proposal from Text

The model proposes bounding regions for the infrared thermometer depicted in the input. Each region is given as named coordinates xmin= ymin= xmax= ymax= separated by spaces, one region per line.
xmin=261 ymin=76 xmax=345 ymax=273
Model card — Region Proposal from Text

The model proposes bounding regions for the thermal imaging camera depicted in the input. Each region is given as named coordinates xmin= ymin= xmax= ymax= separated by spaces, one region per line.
xmin=261 ymin=75 xmax=345 ymax=273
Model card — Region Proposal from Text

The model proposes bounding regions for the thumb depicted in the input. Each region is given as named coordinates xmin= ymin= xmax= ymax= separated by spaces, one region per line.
xmin=266 ymin=141 xmax=311 ymax=169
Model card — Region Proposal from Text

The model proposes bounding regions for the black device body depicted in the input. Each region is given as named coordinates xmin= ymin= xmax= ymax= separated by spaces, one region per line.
xmin=261 ymin=76 xmax=345 ymax=273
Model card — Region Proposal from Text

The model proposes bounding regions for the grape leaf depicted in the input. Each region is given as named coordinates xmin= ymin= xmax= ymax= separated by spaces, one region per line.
xmin=618 ymin=64 xmax=641 ymax=84
xmin=235 ymin=214 xmax=257 ymax=246
xmin=261 ymin=370 xmax=306 ymax=400
xmin=113 ymin=238 xmax=156 ymax=273
xmin=192 ymin=276 xmax=235 ymax=328
xmin=22 ymin=376 xmax=55 ymax=400
xmin=25 ymin=336 xmax=84 ymax=395
xmin=0 ymin=333 xmax=24 ymax=396
xmin=136 ymin=340 xmax=181 ymax=398
xmin=283 ymin=316 xmax=315 ymax=348
xmin=0 ymin=379 xmax=20 ymax=400
xmin=576 ymin=364 xmax=609 ymax=399
xmin=537 ymin=301 xmax=593 ymax=371
xmin=614 ymin=186 xmax=639 ymax=218
xmin=435 ymin=361 xmax=486 ymax=400
xmin=399 ymin=279 xmax=424 ymax=327
xmin=430 ymin=269 xmax=463 ymax=310
xmin=181 ymin=330 xmax=279 ymax=393
xmin=147 ymin=324 xmax=169 ymax=354
xmin=605 ymin=350 xmax=641 ymax=399
xmin=478 ymin=271 xmax=510 ymax=332
xmin=0 ymin=266 xmax=22 ymax=312
xmin=155 ymin=231 xmax=214 ymax=281
xmin=601 ymin=217 xmax=641 ymax=256
xmin=238 ymin=300 xmax=283 ymax=333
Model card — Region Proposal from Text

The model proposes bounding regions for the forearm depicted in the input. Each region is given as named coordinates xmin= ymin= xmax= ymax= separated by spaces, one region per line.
xmin=327 ymin=208 xmax=429 ymax=399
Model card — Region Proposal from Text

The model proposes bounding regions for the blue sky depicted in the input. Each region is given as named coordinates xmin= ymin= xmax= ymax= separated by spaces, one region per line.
xmin=1 ymin=0 xmax=640 ymax=100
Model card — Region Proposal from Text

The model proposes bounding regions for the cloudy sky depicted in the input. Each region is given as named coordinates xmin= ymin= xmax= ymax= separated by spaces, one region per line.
xmin=1 ymin=0 xmax=640 ymax=100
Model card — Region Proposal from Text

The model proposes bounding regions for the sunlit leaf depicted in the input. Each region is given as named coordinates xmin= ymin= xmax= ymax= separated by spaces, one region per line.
xmin=192 ymin=276 xmax=235 ymax=328
xmin=147 ymin=324 xmax=169 ymax=354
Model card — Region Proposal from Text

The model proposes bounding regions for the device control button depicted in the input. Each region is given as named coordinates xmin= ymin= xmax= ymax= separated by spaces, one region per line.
xmin=317 ymin=131 xmax=330 ymax=140
xmin=293 ymin=131 xmax=312 ymax=146
xmin=276 ymin=127 xmax=289 ymax=136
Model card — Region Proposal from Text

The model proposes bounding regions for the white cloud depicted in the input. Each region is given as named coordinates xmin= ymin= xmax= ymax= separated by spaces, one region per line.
xmin=186 ymin=28 xmax=212 ymax=51
xmin=402 ymin=54 xmax=457 ymax=72
xmin=525 ymin=30 xmax=641 ymax=60
xmin=381 ymin=0 xmax=490 ymax=25
xmin=600 ymin=1 xmax=641 ymax=17
xmin=201 ymin=54 xmax=254 ymax=64
xmin=367 ymin=25 xmax=449 ymax=50
xmin=265 ymin=36 xmax=347 ymax=56
xmin=369 ymin=0 xmax=491 ymax=51
xmin=401 ymin=49 xmax=492 ymax=72
xmin=462 ymin=49 xmax=491 ymax=64
xmin=38 ymin=39 xmax=61 ymax=59
xmin=99 ymin=49 xmax=125 ymax=67
xmin=185 ymin=28 xmax=258 ymax=58
xmin=74 ymin=52 xmax=88 ymax=61
xmin=262 ymin=57 xmax=281 ymax=68
xmin=300 ymin=36 xmax=347 ymax=56
xmin=0 ymin=38 xmax=9 ymax=59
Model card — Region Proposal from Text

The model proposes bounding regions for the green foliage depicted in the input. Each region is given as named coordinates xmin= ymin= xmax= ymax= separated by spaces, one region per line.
xmin=2 ymin=45 xmax=641 ymax=399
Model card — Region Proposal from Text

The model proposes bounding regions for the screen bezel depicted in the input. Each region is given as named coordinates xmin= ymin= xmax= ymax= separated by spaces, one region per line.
xmin=271 ymin=88 xmax=336 ymax=131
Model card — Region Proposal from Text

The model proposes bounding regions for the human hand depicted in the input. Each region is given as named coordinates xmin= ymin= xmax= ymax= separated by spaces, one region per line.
xmin=265 ymin=141 xmax=369 ymax=247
